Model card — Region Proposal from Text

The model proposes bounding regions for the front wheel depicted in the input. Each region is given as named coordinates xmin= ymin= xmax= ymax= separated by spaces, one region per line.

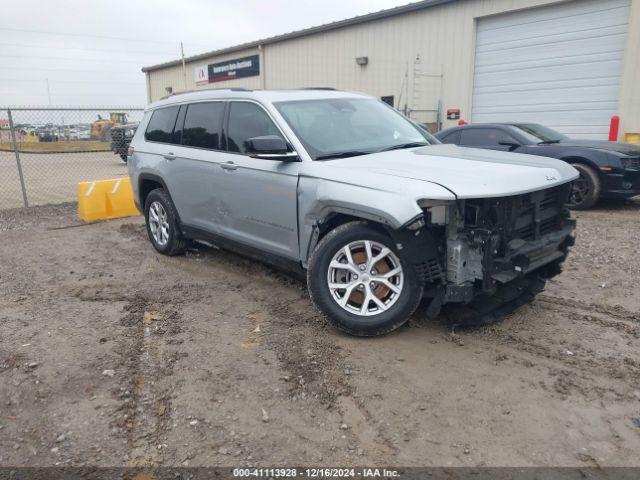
xmin=307 ymin=221 xmax=423 ymax=336
xmin=568 ymin=163 xmax=600 ymax=210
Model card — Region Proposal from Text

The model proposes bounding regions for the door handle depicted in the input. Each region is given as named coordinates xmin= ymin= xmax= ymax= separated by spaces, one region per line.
xmin=220 ymin=161 xmax=238 ymax=171
xmin=163 ymin=152 xmax=176 ymax=161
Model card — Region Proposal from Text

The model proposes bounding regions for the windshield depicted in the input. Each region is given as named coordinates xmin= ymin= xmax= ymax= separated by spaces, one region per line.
xmin=510 ymin=124 xmax=567 ymax=144
xmin=274 ymin=98 xmax=438 ymax=160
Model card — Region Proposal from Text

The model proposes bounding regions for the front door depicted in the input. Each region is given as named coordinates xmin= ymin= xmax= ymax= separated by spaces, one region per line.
xmin=212 ymin=101 xmax=300 ymax=260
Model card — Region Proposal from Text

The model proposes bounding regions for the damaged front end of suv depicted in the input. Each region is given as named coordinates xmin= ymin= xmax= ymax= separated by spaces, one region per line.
xmin=413 ymin=183 xmax=576 ymax=324
xmin=299 ymin=144 xmax=578 ymax=335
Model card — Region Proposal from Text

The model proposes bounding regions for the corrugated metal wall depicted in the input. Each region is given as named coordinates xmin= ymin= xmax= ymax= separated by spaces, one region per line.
xmin=146 ymin=0 xmax=639 ymax=135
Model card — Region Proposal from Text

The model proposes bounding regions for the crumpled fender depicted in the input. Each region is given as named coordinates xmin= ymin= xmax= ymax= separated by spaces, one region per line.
xmin=297 ymin=176 xmax=454 ymax=264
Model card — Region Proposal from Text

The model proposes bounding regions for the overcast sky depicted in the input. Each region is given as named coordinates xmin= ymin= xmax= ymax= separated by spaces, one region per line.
xmin=0 ymin=0 xmax=411 ymax=107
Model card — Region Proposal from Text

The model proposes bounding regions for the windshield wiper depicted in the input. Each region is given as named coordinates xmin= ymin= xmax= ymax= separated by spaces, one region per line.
xmin=381 ymin=141 xmax=429 ymax=151
xmin=538 ymin=140 xmax=561 ymax=145
xmin=315 ymin=151 xmax=372 ymax=161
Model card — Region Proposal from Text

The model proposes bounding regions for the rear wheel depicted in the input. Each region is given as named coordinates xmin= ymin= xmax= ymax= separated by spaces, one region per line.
xmin=307 ymin=221 xmax=423 ymax=336
xmin=568 ymin=163 xmax=600 ymax=210
xmin=143 ymin=188 xmax=186 ymax=256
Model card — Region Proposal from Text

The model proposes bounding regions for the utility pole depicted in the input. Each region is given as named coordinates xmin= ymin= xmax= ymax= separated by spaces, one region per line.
xmin=180 ymin=42 xmax=187 ymax=90
xmin=45 ymin=78 xmax=52 ymax=106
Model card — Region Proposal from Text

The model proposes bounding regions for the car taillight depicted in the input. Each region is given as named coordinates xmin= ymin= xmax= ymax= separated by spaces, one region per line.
xmin=127 ymin=146 xmax=134 ymax=156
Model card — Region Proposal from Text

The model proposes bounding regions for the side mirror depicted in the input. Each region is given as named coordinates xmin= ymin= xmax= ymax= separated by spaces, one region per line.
xmin=498 ymin=140 xmax=520 ymax=150
xmin=245 ymin=135 xmax=299 ymax=161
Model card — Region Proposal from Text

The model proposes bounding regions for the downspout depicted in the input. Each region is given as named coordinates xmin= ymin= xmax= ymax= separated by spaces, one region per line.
xmin=258 ymin=44 xmax=266 ymax=89
xmin=145 ymin=72 xmax=152 ymax=104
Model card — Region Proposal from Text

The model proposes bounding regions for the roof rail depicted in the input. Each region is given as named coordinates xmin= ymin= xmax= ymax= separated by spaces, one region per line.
xmin=300 ymin=87 xmax=337 ymax=91
xmin=159 ymin=87 xmax=253 ymax=100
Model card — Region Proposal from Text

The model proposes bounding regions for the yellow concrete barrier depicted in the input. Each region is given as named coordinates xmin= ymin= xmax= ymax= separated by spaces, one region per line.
xmin=77 ymin=177 xmax=140 ymax=222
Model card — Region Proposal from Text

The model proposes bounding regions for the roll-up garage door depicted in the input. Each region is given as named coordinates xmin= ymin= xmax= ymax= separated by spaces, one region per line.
xmin=472 ymin=0 xmax=631 ymax=139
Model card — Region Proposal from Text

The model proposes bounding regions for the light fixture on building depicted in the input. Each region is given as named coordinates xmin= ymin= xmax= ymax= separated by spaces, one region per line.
xmin=165 ymin=86 xmax=173 ymax=94
xmin=355 ymin=56 xmax=369 ymax=66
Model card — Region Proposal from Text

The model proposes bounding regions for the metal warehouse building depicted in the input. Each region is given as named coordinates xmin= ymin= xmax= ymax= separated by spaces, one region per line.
xmin=142 ymin=0 xmax=640 ymax=139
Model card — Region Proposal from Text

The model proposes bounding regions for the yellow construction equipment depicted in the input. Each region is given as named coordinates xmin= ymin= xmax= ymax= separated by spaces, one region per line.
xmin=90 ymin=112 xmax=128 ymax=141
xmin=77 ymin=177 xmax=140 ymax=222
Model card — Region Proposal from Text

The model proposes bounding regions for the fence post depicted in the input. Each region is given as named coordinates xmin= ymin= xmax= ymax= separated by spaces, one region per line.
xmin=7 ymin=109 xmax=29 ymax=207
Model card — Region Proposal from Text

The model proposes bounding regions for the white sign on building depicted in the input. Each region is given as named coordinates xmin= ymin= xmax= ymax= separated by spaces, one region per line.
xmin=194 ymin=65 xmax=209 ymax=85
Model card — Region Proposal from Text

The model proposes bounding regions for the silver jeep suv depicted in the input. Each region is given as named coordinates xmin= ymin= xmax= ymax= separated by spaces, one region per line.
xmin=128 ymin=88 xmax=578 ymax=336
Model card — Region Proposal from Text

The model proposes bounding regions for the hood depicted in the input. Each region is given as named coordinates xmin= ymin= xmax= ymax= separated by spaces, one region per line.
xmin=301 ymin=144 xmax=578 ymax=199
xmin=558 ymin=138 xmax=640 ymax=156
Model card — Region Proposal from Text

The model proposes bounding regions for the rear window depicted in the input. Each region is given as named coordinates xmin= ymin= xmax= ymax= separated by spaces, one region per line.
xmin=182 ymin=102 xmax=225 ymax=150
xmin=144 ymin=106 xmax=179 ymax=143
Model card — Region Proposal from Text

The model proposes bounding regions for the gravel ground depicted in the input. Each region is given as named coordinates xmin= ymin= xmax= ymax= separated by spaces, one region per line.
xmin=0 ymin=151 xmax=127 ymax=209
xmin=1 ymin=198 xmax=639 ymax=468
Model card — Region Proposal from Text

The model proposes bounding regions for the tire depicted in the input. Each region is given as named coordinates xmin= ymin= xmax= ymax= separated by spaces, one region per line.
xmin=307 ymin=221 xmax=424 ymax=336
xmin=443 ymin=275 xmax=546 ymax=327
xmin=568 ymin=163 xmax=600 ymax=210
xmin=143 ymin=188 xmax=186 ymax=256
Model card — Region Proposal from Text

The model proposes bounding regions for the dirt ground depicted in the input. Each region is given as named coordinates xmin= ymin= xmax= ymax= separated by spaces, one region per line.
xmin=1 ymin=199 xmax=639 ymax=468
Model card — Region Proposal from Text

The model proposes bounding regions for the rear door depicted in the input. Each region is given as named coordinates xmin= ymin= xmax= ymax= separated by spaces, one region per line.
xmin=138 ymin=105 xmax=184 ymax=210
xmin=162 ymin=101 xmax=227 ymax=232
xmin=211 ymin=100 xmax=300 ymax=260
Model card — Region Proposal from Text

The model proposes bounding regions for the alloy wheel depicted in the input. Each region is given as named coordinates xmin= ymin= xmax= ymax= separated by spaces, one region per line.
xmin=568 ymin=175 xmax=590 ymax=206
xmin=148 ymin=201 xmax=170 ymax=246
xmin=326 ymin=240 xmax=404 ymax=316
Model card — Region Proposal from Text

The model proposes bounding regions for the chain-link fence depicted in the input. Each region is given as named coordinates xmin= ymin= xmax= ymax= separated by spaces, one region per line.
xmin=0 ymin=107 xmax=144 ymax=210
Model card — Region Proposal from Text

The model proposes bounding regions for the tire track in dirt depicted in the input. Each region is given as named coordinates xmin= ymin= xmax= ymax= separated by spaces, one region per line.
xmin=118 ymin=296 xmax=172 ymax=468
xmin=474 ymin=297 xmax=640 ymax=400
xmin=538 ymin=294 xmax=640 ymax=323
xmin=536 ymin=296 xmax=638 ymax=338
xmin=254 ymin=288 xmax=398 ymax=463
xmin=70 ymin=285 xmax=189 ymax=468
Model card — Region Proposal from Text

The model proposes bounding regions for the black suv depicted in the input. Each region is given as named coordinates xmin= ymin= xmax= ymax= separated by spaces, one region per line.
xmin=435 ymin=123 xmax=640 ymax=209
xmin=110 ymin=122 xmax=138 ymax=162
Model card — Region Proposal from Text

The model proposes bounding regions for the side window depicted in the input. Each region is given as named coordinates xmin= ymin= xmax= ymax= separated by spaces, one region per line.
xmin=226 ymin=102 xmax=284 ymax=154
xmin=440 ymin=130 xmax=460 ymax=144
xmin=460 ymin=128 xmax=514 ymax=146
xmin=144 ymin=106 xmax=179 ymax=143
xmin=181 ymin=102 xmax=225 ymax=150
